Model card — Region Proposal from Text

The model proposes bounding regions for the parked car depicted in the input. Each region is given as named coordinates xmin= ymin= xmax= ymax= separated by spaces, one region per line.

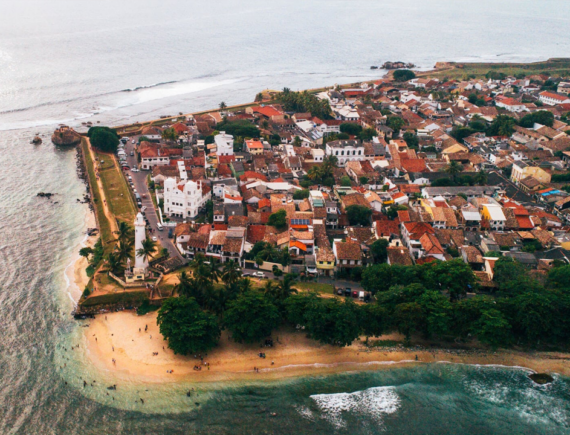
xmin=252 ymin=272 xmax=265 ymax=278
xmin=141 ymin=206 xmax=147 ymax=212
xmin=156 ymin=223 xmax=164 ymax=231
xmin=352 ymin=290 xmax=359 ymax=298
xmin=130 ymin=151 xmax=134 ymax=156
xmin=152 ymin=236 xmax=158 ymax=242
xmin=344 ymin=288 xmax=352 ymax=297
xmin=336 ymin=288 xmax=344 ymax=296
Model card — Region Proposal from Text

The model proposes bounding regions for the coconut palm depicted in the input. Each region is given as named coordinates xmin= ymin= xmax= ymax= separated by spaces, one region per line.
xmin=176 ymin=272 xmax=202 ymax=301
xmin=445 ymin=161 xmax=463 ymax=182
xmin=219 ymin=101 xmax=227 ymax=110
xmin=114 ymin=221 xmax=132 ymax=244
xmin=105 ymin=252 xmax=121 ymax=274
xmin=222 ymin=260 xmax=242 ymax=286
xmin=275 ymin=274 xmax=298 ymax=302
xmin=115 ymin=239 xmax=134 ymax=266
xmin=136 ymin=238 xmax=157 ymax=264
xmin=238 ymin=277 xmax=253 ymax=294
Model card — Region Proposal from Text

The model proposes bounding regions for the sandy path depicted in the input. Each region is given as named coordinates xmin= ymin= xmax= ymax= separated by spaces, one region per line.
xmin=84 ymin=311 xmax=570 ymax=384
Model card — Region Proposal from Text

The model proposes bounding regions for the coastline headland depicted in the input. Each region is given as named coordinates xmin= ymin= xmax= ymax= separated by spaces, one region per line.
xmin=68 ymin=57 xmax=570 ymax=385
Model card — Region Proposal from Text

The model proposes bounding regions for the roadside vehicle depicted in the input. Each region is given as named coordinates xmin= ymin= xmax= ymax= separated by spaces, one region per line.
xmin=130 ymin=151 xmax=134 ymax=156
xmin=141 ymin=206 xmax=147 ymax=212
xmin=152 ymin=236 xmax=158 ymax=242
xmin=132 ymin=139 xmax=135 ymax=144
xmin=156 ymin=223 xmax=164 ymax=231
xmin=252 ymin=271 xmax=265 ymax=278
xmin=344 ymin=288 xmax=352 ymax=297
xmin=336 ymin=288 xmax=344 ymax=296
xmin=352 ymin=290 xmax=359 ymax=298
xmin=168 ymin=228 xmax=174 ymax=239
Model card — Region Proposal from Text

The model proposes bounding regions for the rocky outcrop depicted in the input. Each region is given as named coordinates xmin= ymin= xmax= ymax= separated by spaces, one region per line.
xmin=382 ymin=61 xmax=415 ymax=70
xmin=51 ymin=125 xmax=82 ymax=146
xmin=32 ymin=136 xmax=42 ymax=144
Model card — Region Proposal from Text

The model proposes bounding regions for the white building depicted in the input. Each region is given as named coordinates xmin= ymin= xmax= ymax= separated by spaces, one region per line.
xmin=163 ymin=178 xmax=211 ymax=219
xmin=310 ymin=148 xmax=324 ymax=162
xmin=134 ymin=212 xmax=148 ymax=274
xmin=215 ymin=131 xmax=234 ymax=156
xmin=325 ymin=139 xmax=365 ymax=167
xmin=539 ymin=91 xmax=570 ymax=106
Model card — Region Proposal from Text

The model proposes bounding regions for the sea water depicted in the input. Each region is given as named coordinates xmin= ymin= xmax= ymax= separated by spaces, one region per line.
xmin=1 ymin=1 xmax=570 ymax=433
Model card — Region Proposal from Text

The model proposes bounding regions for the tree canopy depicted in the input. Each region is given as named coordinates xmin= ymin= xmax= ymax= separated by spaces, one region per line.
xmin=267 ymin=209 xmax=287 ymax=229
xmin=88 ymin=126 xmax=119 ymax=152
xmin=346 ymin=205 xmax=372 ymax=226
xmin=276 ymin=90 xmax=332 ymax=119
xmin=393 ymin=69 xmax=416 ymax=82
xmin=157 ymin=297 xmax=221 ymax=355
xmin=224 ymin=291 xmax=281 ymax=343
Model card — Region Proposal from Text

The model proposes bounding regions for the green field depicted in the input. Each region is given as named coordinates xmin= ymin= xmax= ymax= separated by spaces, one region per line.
xmin=81 ymin=290 xmax=149 ymax=307
xmin=93 ymin=150 xmax=137 ymax=225
xmin=293 ymin=281 xmax=335 ymax=294
xmin=418 ymin=58 xmax=570 ymax=80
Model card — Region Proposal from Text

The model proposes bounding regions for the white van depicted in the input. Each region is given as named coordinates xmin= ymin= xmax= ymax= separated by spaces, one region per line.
xmin=156 ymin=223 xmax=164 ymax=231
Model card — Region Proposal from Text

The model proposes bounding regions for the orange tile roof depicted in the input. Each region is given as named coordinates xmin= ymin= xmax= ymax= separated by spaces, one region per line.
xmin=290 ymin=240 xmax=308 ymax=251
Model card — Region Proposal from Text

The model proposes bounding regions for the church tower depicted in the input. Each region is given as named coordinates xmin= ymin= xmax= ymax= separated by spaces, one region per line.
xmin=134 ymin=212 xmax=148 ymax=273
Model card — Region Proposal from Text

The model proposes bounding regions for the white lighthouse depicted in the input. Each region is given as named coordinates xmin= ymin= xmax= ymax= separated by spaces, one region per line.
xmin=134 ymin=212 xmax=148 ymax=274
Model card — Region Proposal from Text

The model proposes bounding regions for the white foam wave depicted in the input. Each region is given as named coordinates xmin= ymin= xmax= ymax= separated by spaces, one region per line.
xmin=122 ymin=78 xmax=241 ymax=106
xmin=311 ymin=386 xmax=400 ymax=428
xmin=253 ymin=359 xmax=418 ymax=373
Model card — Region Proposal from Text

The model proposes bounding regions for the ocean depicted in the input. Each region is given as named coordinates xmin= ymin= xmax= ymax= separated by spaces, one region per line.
xmin=1 ymin=0 xmax=570 ymax=433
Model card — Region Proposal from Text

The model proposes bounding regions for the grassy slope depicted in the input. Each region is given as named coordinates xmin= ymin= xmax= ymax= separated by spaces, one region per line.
xmin=417 ymin=58 xmax=570 ymax=80
xmin=93 ymin=150 xmax=137 ymax=225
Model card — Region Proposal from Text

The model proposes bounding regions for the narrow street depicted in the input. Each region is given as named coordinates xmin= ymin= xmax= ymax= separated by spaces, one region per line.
xmin=123 ymin=137 xmax=183 ymax=260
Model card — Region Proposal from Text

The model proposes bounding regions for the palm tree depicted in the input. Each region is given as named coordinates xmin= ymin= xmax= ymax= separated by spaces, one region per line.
xmin=238 ymin=277 xmax=253 ymax=294
xmin=176 ymin=272 xmax=202 ymax=301
xmin=115 ymin=239 xmax=134 ymax=266
xmin=307 ymin=165 xmax=322 ymax=181
xmin=114 ymin=221 xmax=132 ymax=244
xmin=105 ymin=252 xmax=121 ymax=275
xmin=445 ymin=161 xmax=463 ymax=182
xmin=475 ymin=169 xmax=488 ymax=186
xmin=222 ymin=260 xmax=242 ymax=286
xmin=275 ymin=274 xmax=298 ymax=301
xmin=136 ymin=238 xmax=157 ymax=264
xmin=219 ymin=101 xmax=227 ymax=110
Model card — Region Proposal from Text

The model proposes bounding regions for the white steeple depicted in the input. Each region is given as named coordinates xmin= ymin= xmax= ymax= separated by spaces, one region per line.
xmin=134 ymin=212 xmax=148 ymax=272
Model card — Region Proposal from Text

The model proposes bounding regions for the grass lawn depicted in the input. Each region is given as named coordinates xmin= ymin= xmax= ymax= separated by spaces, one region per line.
xmin=293 ymin=281 xmax=335 ymax=294
xmin=82 ymin=139 xmax=114 ymax=256
xmin=418 ymin=58 xmax=570 ymax=80
xmin=93 ymin=149 xmax=137 ymax=225
xmin=81 ymin=290 xmax=149 ymax=307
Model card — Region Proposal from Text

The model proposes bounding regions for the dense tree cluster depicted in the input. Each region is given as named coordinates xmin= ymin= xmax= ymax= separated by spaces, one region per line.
xmin=277 ymin=89 xmax=332 ymax=119
xmin=88 ymin=126 xmax=120 ymax=152
xmin=214 ymin=119 xmax=260 ymax=139
xmin=393 ymin=69 xmax=416 ymax=82
xmin=360 ymin=259 xmax=570 ymax=348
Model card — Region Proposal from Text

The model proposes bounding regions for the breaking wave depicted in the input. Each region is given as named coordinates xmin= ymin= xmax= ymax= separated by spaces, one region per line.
xmin=310 ymin=386 xmax=400 ymax=428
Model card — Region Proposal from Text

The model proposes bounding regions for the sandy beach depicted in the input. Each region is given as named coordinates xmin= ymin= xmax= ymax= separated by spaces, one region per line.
xmin=67 ymin=210 xmax=97 ymax=301
xmin=83 ymin=311 xmax=570 ymax=384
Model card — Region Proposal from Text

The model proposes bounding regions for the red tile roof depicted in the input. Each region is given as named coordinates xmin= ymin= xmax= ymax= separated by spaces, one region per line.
xmin=400 ymin=159 xmax=427 ymax=173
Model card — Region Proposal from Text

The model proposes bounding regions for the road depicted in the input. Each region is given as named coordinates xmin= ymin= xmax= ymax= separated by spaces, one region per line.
xmin=123 ymin=138 xmax=183 ymax=260
xmin=242 ymin=267 xmax=363 ymax=291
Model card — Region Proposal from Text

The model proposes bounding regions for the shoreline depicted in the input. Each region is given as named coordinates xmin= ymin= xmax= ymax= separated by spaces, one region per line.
xmin=82 ymin=311 xmax=570 ymax=385
xmin=66 ymin=208 xmax=97 ymax=304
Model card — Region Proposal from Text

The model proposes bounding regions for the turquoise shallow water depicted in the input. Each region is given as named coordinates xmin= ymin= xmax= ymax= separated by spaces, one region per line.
xmin=1 ymin=1 xmax=570 ymax=433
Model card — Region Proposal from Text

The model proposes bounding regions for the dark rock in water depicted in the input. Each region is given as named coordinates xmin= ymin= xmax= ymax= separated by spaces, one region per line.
xmin=37 ymin=192 xmax=54 ymax=198
xmin=52 ymin=125 xmax=82 ymax=146
xmin=370 ymin=66 xmax=378 ymax=69
xmin=32 ymin=136 xmax=42 ymax=144
xmin=529 ymin=373 xmax=554 ymax=385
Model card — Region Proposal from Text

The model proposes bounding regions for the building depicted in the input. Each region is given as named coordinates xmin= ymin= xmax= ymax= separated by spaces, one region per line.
xmin=244 ymin=139 xmax=264 ymax=155
xmin=214 ymin=132 xmax=234 ymax=156
xmin=325 ymin=139 xmax=365 ymax=167
xmin=511 ymin=161 xmax=551 ymax=185
xmin=163 ymin=178 xmax=211 ymax=219
xmin=539 ymin=91 xmax=570 ymax=106
xmin=481 ymin=204 xmax=506 ymax=231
